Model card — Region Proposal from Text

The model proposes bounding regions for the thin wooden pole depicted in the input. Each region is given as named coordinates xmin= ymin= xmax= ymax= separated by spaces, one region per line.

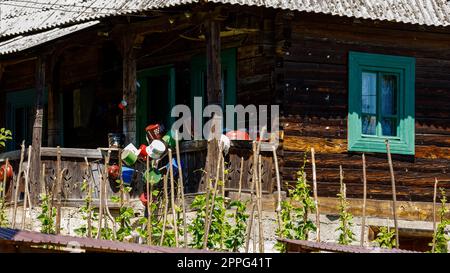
xmin=103 ymin=184 xmax=117 ymax=240
xmin=12 ymin=141 xmax=25 ymax=228
xmin=175 ymin=130 xmax=187 ymax=247
xmin=360 ymin=153 xmax=367 ymax=247
xmin=203 ymin=152 xmax=223 ymax=249
xmin=220 ymin=155 xmax=226 ymax=250
xmin=168 ymin=149 xmax=179 ymax=247
xmin=21 ymin=146 xmax=32 ymax=230
xmin=311 ymin=148 xmax=320 ymax=242
xmin=257 ymin=154 xmax=264 ymax=253
xmin=432 ymin=178 xmax=439 ymax=253
xmin=238 ymin=157 xmax=244 ymax=200
xmin=40 ymin=163 xmax=46 ymax=196
xmin=245 ymin=202 xmax=256 ymax=253
xmin=55 ymin=146 xmax=63 ymax=234
xmin=146 ymin=156 xmax=152 ymax=245
xmin=385 ymin=140 xmax=399 ymax=248
xmin=84 ymin=157 xmax=93 ymax=238
xmin=1 ymin=158 xmax=8 ymax=203
xmin=160 ymin=174 xmax=169 ymax=246
xmin=0 ymin=158 xmax=9 ymax=227
xmin=245 ymin=142 xmax=258 ymax=252
xmin=1 ymin=159 xmax=8 ymax=201
xmin=97 ymin=151 xmax=110 ymax=239
xmin=272 ymin=147 xmax=282 ymax=231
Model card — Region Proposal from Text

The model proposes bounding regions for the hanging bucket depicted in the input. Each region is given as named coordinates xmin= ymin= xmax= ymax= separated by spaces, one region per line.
xmin=122 ymin=166 xmax=135 ymax=185
xmin=165 ymin=158 xmax=181 ymax=177
xmin=121 ymin=149 xmax=138 ymax=166
xmin=162 ymin=133 xmax=175 ymax=149
xmin=143 ymin=169 xmax=162 ymax=185
xmin=0 ymin=163 xmax=13 ymax=182
xmin=146 ymin=140 xmax=166 ymax=159
xmin=145 ymin=124 xmax=163 ymax=142
xmin=108 ymin=164 xmax=120 ymax=180
xmin=219 ymin=134 xmax=231 ymax=155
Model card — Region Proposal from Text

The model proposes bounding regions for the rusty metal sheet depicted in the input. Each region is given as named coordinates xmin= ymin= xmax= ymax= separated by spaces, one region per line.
xmin=0 ymin=21 xmax=99 ymax=55
xmin=0 ymin=228 xmax=213 ymax=253
xmin=0 ymin=0 xmax=449 ymax=39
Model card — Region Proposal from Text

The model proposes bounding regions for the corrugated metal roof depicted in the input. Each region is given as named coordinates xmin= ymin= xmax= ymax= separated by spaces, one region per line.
xmin=278 ymin=238 xmax=420 ymax=253
xmin=0 ymin=0 xmax=450 ymax=39
xmin=0 ymin=20 xmax=99 ymax=55
xmin=0 ymin=228 xmax=213 ymax=253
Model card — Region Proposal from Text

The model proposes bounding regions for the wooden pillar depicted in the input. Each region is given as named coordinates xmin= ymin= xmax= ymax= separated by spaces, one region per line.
xmin=203 ymin=18 xmax=222 ymax=188
xmin=30 ymin=56 xmax=46 ymax=205
xmin=47 ymin=58 xmax=59 ymax=147
xmin=121 ymin=32 xmax=137 ymax=145
xmin=205 ymin=19 xmax=222 ymax=105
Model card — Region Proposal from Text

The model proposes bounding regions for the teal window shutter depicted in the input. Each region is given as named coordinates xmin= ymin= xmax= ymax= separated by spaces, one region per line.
xmin=348 ymin=52 xmax=415 ymax=155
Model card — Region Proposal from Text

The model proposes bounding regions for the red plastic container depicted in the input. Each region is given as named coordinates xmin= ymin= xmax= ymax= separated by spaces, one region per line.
xmin=226 ymin=130 xmax=250 ymax=141
xmin=145 ymin=124 xmax=162 ymax=141
xmin=0 ymin=163 xmax=13 ymax=182
xmin=107 ymin=165 xmax=120 ymax=180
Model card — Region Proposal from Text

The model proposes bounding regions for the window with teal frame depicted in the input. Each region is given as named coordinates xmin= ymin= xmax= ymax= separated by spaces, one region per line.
xmin=348 ymin=52 xmax=415 ymax=155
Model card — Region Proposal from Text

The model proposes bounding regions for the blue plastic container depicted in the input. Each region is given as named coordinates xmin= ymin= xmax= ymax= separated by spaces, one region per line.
xmin=122 ymin=167 xmax=134 ymax=185
xmin=166 ymin=158 xmax=182 ymax=177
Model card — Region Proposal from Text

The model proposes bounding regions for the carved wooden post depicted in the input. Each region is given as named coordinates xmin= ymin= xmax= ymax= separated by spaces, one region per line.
xmin=121 ymin=32 xmax=137 ymax=145
xmin=30 ymin=56 xmax=46 ymax=205
xmin=47 ymin=57 xmax=60 ymax=147
xmin=203 ymin=17 xmax=222 ymax=189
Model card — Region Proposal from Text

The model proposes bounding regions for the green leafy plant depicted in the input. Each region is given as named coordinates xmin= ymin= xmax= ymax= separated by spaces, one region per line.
xmin=0 ymin=128 xmax=12 ymax=227
xmin=430 ymin=188 xmax=450 ymax=253
xmin=37 ymin=193 xmax=56 ymax=234
xmin=0 ymin=190 xmax=8 ymax=228
xmin=0 ymin=128 xmax=12 ymax=148
xmin=225 ymin=200 xmax=249 ymax=252
xmin=74 ymin=179 xmax=114 ymax=240
xmin=275 ymin=152 xmax=316 ymax=252
xmin=336 ymin=182 xmax=355 ymax=245
xmin=75 ymin=180 xmax=96 ymax=237
xmin=374 ymin=226 xmax=396 ymax=249
xmin=189 ymin=193 xmax=230 ymax=250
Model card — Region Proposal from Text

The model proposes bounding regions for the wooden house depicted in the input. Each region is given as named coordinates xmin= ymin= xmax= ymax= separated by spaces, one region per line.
xmin=0 ymin=0 xmax=449 ymax=220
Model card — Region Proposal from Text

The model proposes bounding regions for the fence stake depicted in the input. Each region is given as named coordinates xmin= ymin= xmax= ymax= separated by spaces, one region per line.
xmin=12 ymin=141 xmax=25 ymax=228
xmin=311 ymin=148 xmax=320 ymax=242
xmin=385 ymin=140 xmax=399 ymax=248
xmin=360 ymin=153 xmax=368 ymax=247
xmin=432 ymin=178 xmax=439 ymax=252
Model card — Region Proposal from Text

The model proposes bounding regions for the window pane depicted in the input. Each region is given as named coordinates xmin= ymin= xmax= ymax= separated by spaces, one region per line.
xmin=362 ymin=72 xmax=377 ymax=114
xmin=381 ymin=74 xmax=397 ymax=116
xmin=362 ymin=115 xmax=377 ymax=135
xmin=381 ymin=118 xmax=397 ymax=136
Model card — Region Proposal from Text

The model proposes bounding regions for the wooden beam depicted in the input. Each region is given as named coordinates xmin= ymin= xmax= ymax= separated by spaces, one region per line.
xmin=47 ymin=56 xmax=59 ymax=147
xmin=121 ymin=32 xmax=138 ymax=145
xmin=261 ymin=195 xmax=450 ymax=222
xmin=203 ymin=18 xmax=222 ymax=189
xmin=30 ymin=56 xmax=46 ymax=205
xmin=205 ymin=19 xmax=222 ymax=105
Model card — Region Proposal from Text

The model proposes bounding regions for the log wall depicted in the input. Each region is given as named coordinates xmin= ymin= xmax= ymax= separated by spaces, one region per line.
xmin=277 ymin=12 xmax=450 ymax=202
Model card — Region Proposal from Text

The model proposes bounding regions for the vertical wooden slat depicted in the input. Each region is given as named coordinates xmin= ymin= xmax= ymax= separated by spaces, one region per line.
xmin=360 ymin=153 xmax=367 ymax=247
xmin=386 ymin=140 xmax=399 ymax=248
